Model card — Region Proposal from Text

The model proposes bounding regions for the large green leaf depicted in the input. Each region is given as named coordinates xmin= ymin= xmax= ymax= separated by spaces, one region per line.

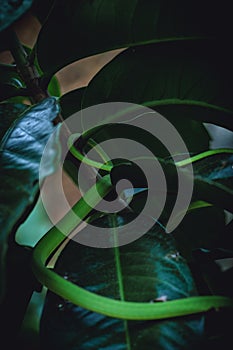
xmin=0 ymin=97 xmax=60 ymax=302
xmin=0 ymin=0 xmax=33 ymax=32
xmin=81 ymin=41 xmax=233 ymax=131
xmin=36 ymin=0 xmax=232 ymax=76
xmin=40 ymin=215 xmax=204 ymax=349
xmin=59 ymin=87 xmax=86 ymax=118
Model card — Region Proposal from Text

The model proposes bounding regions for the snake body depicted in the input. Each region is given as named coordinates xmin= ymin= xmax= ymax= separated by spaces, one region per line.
xmin=32 ymin=166 xmax=233 ymax=320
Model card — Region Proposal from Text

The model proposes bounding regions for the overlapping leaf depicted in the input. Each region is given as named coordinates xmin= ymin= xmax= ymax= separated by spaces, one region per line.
xmin=81 ymin=41 xmax=233 ymax=132
xmin=41 ymin=215 xmax=204 ymax=350
xmin=31 ymin=0 xmax=55 ymax=24
xmin=0 ymin=97 xmax=60 ymax=301
xmin=0 ymin=102 xmax=28 ymax=140
xmin=36 ymin=0 xmax=232 ymax=76
xmin=40 ymin=148 xmax=233 ymax=349
xmin=191 ymin=152 xmax=233 ymax=213
xmin=60 ymin=87 xmax=85 ymax=118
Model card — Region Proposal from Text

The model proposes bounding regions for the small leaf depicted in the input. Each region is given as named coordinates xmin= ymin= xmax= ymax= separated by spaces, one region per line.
xmin=0 ymin=97 xmax=60 ymax=302
xmin=0 ymin=0 xmax=33 ymax=33
xmin=48 ymin=76 xmax=61 ymax=98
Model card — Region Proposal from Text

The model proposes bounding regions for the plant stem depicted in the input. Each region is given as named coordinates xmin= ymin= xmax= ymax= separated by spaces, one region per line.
xmin=9 ymin=30 xmax=48 ymax=103
xmin=8 ymin=30 xmax=64 ymax=126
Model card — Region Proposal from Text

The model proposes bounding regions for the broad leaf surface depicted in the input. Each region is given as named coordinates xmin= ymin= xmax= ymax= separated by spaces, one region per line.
xmin=41 ymin=215 xmax=204 ymax=349
xmin=0 ymin=97 xmax=60 ymax=301
xmin=36 ymin=0 xmax=232 ymax=76
xmin=82 ymin=42 xmax=233 ymax=131
xmin=60 ymin=87 xmax=86 ymax=118
xmin=0 ymin=0 xmax=33 ymax=32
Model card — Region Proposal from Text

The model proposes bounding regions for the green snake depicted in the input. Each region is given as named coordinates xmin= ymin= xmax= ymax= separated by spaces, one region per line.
xmin=31 ymin=145 xmax=233 ymax=320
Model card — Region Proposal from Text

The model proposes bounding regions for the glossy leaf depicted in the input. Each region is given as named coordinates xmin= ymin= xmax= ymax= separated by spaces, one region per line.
xmin=82 ymin=42 xmax=233 ymax=132
xmin=0 ymin=0 xmax=33 ymax=32
xmin=0 ymin=97 xmax=60 ymax=301
xmin=0 ymin=102 xmax=28 ymax=140
xmin=159 ymin=153 xmax=233 ymax=215
xmin=41 ymin=215 xmax=204 ymax=349
xmin=36 ymin=0 xmax=232 ymax=76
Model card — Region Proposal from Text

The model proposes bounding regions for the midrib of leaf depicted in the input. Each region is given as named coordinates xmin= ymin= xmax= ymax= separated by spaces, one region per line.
xmin=111 ymin=214 xmax=131 ymax=350
xmin=99 ymin=36 xmax=206 ymax=54
xmin=143 ymin=98 xmax=233 ymax=113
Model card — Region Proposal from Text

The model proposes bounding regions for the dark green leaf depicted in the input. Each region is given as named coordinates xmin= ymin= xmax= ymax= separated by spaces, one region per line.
xmin=159 ymin=153 xmax=233 ymax=215
xmin=191 ymin=153 xmax=233 ymax=213
xmin=60 ymin=85 xmax=210 ymax=155
xmin=41 ymin=216 xmax=204 ymax=349
xmin=0 ymin=97 xmax=60 ymax=302
xmin=82 ymin=41 xmax=233 ymax=132
xmin=0 ymin=0 xmax=33 ymax=32
xmin=174 ymin=206 xmax=226 ymax=261
xmin=0 ymin=63 xmax=22 ymax=86
xmin=0 ymin=83 xmax=28 ymax=102
xmin=31 ymin=0 xmax=55 ymax=24
xmin=36 ymin=0 xmax=232 ymax=76
xmin=0 ymin=63 xmax=28 ymax=102
xmin=0 ymin=102 xmax=28 ymax=140
xmin=0 ymin=30 xmax=10 ymax=52
xmin=60 ymin=87 xmax=86 ymax=118
xmin=111 ymin=152 xmax=233 ymax=222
